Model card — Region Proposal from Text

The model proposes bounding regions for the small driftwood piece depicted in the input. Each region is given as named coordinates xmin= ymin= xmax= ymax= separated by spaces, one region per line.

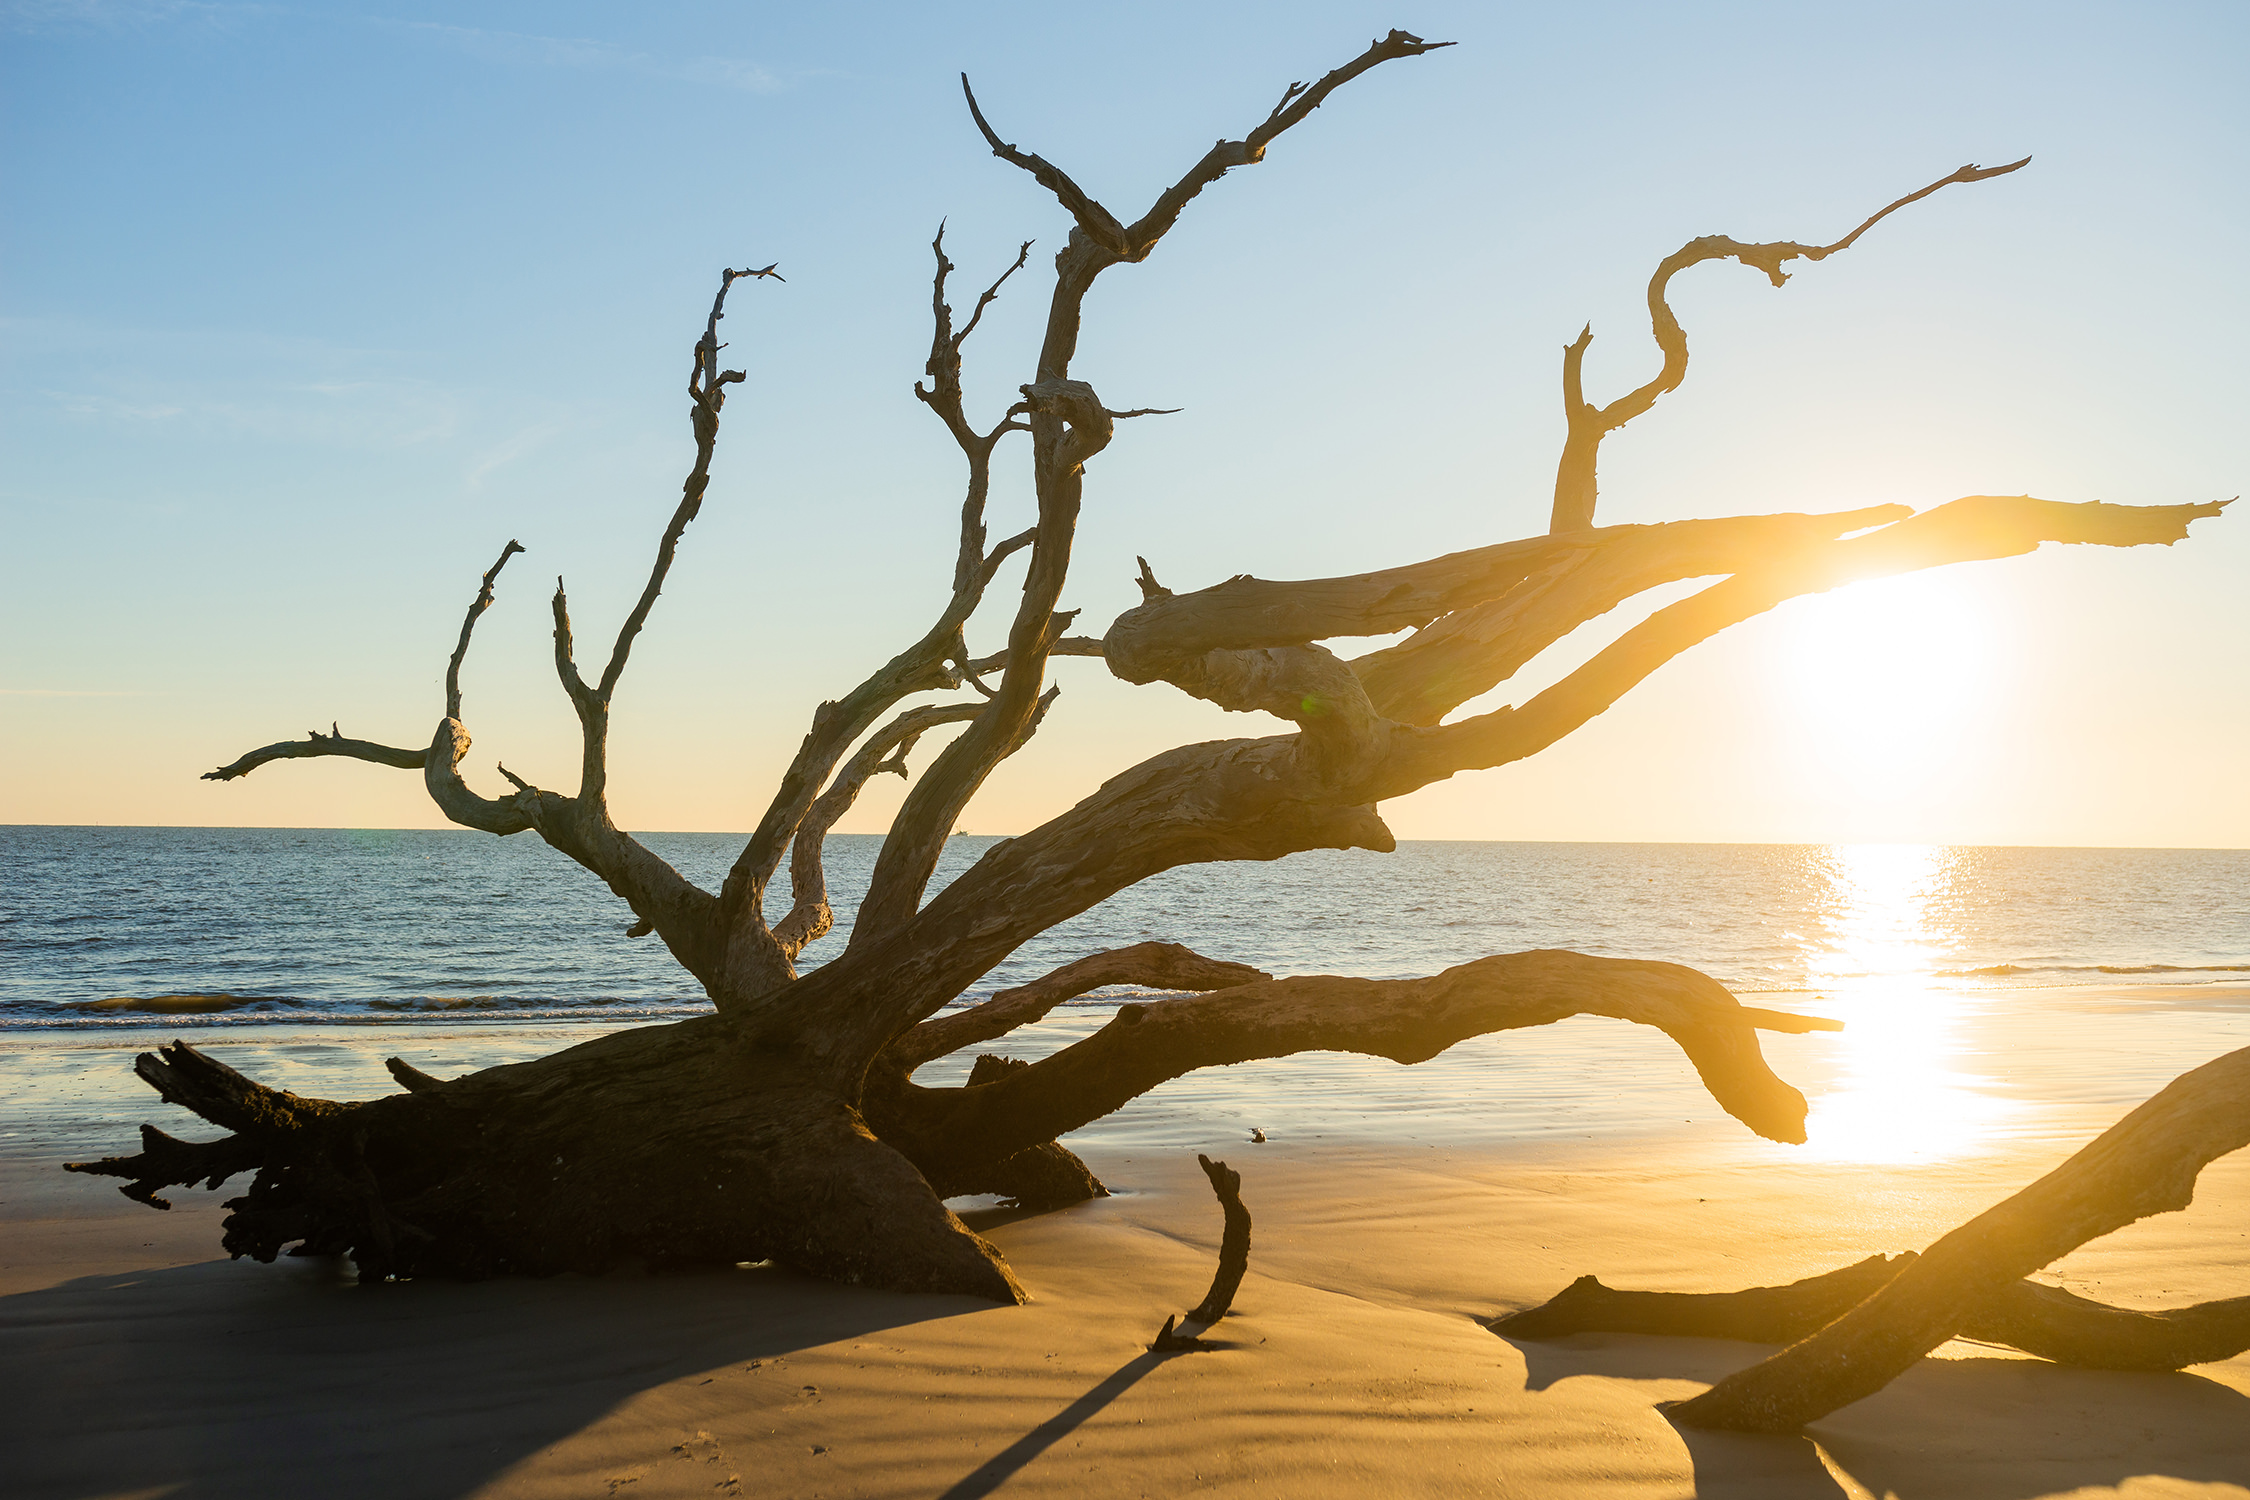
xmin=1662 ymin=1044 xmax=2250 ymax=1431
xmin=1495 ymin=1254 xmax=2250 ymax=1371
xmin=1150 ymin=1154 xmax=1251 ymax=1352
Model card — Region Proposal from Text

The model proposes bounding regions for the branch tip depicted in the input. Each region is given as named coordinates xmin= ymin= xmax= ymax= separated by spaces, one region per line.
xmin=1134 ymin=555 xmax=1172 ymax=602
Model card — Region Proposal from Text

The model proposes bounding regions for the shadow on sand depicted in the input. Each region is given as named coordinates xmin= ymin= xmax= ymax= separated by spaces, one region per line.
xmin=1503 ymin=1331 xmax=2250 ymax=1499
xmin=0 ymin=1254 xmax=986 ymax=1500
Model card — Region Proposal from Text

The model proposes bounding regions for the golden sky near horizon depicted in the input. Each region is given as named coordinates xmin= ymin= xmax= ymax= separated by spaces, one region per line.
xmin=4 ymin=4 xmax=2244 ymax=848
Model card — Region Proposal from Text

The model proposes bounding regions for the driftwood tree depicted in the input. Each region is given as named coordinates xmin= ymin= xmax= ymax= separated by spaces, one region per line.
xmin=73 ymin=31 xmax=2224 ymax=1306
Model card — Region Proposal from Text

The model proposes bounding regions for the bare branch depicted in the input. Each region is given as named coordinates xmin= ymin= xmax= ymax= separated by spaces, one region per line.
xmin=889 ymin=951 xmax=1830 ymax=1171
xmin=1549 ymin=157 xmax=2031 ymax=533
xmin=888 ymin=941 xmax=1271 ymax=1070
xmin=878 ymin=29 xmax=1451 ymax=882
xmin=1120 ymin=30 xmax=1454 ymax=258
xmin=959 ymin=635 xmax=1105 ymax=681
xmin=772 ymin=703 xmax=983 ymax=957
xmin=964 ymin=31 xmax=1446 ymax=382
xmin=600 ymin=265 xmax=778 ymax=702
xmin=1673 ymin=1043 xmax=2250 ymax=1431
xmin=1814 ymin=156 xmax=2033 ymax=259
xmin=1102 ymin=508 xmax=1908 ymax=775
xmin=960 ymin=75 xmax=1130 ymax=257
xmin=203 ymin=728 xmax=426 ymax=782
xmin=1150 ymin=1153 xmax=1252 ymax=1351
xmin=917 ymin=230 xmax=1036 ymax=593
xmin=1347 ymin=505 xmax=1907 ymax=725
xmin=1494 ymin=1253 xmax=2250 ymax=1373
xmin=1384 ymin=496 xmax=2228 ymax=794
xmin=978 ymin=524 xmax=1039 ymax=585
xmin=718 ymin=242 xmax=1052 ymax=965
xmin=444 ymin=539 xmax=525 ymax=719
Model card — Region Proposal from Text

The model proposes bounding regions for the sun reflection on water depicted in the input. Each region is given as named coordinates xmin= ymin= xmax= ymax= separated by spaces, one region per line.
xmin=1794 ymin=844 xmax=2012 ymax=1163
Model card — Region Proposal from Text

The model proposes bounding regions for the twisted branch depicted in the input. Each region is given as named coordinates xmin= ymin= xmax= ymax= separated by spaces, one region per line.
xmin=889 ymin=941 xmax=1271 ymax=1070
xmin=1672 ymin=1044 xmax=2250 ymax=1430
xmin=771 ymin=702 xmax=984 ymax=957
xmin=845 ymin=34 xmax=1448 ymax=953
xmin=878 ymin=951 xmax=1830 ymax=1173
xmin=1549 ymin=158 xmax=2030 ymax=533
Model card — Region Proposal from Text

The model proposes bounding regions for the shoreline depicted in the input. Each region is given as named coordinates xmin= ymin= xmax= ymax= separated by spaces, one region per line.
xmin=4 ymin=985 xmax=2247 ymax=1496
xmin=6 ymin=1133 xmax=2246 ymax=1497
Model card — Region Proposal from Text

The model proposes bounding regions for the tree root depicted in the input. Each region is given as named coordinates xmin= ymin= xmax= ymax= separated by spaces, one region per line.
xmin=1150 ymin=1154 xmax=1251 ymax=1352
xmin=1495 ymin=1255 xmax=2250 ymax=1371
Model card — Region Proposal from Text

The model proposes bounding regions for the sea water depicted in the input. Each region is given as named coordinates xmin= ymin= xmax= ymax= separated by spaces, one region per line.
xmin=3 ymin=829 xmax=2245 ymax=1163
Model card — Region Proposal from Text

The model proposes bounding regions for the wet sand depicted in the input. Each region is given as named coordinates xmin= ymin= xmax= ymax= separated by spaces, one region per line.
xmin=3 ymin=986 xmax=2246 ymax=1498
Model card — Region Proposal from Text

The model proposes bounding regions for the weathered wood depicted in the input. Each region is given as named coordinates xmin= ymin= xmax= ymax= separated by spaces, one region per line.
xmin=889 ymin=942 xmax=1271 ymax=1070
xmin=1965 ymin=1280 xmax=2250 ymax=1371
xmin=1493 ymin=1255 xmax=1910 ymax=1345
xmin=1670 ymin=1045 xmax=2250 ymax=1430
xmin=885 ymin=952 xmax=1831 ymax=1177
xmin=1151 ymin=1153 xmax=1253 ymax=1351
xmin=1497 ymin=1255 xmax=2250 ymax=1374
xmin=136 ymin=32 xmax=2229 ymax=1309
xmin=202 ymin=726 xmax=427 ymax=782
xmin=1547 ymin=159 xmax=2029 ymax=534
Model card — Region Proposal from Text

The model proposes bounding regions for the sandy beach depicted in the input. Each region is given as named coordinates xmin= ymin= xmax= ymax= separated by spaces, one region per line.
xmin=3 ymin=984 xmax=2246 ymax=1498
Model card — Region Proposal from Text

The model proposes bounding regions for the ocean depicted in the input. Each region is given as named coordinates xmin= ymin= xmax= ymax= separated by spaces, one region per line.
xmin=5 ymin=828 xmax=2246 ymax=1166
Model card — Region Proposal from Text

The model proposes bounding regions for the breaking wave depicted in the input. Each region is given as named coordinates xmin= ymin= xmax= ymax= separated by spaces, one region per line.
xmin=1935 ymin=963 xmax=2250 ymax=979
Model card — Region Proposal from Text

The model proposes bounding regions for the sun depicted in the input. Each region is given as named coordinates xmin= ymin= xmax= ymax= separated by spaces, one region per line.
xmin=1771 ymin=569 xmax=2007 ymax=788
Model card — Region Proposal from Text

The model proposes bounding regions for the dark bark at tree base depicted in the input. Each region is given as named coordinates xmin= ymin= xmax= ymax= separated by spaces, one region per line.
xmin=1493 ymin=1255 xmax=2250 ymax=1371
xmin=865 ymin=1054 xmax=1111 ymax=1211
xmin=68 ymin=1032 xmax=1030 ymax=1302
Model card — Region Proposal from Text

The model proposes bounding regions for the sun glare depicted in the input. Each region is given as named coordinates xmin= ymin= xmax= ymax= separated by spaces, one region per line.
xmin=1794 ymin=844 xmax=2012 ymax=1163
xmin=1774 ymin=573 xmax=2003 ymax=791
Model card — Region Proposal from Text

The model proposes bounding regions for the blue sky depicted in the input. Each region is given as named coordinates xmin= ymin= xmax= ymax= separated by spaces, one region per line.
xmin=4 ymin=1 xmax=2244 ymax=844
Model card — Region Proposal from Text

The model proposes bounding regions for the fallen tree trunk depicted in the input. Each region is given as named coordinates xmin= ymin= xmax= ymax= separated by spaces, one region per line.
xmin=67 ymin=951 xmax=1829 ymax=1299
xmin=1663 ymin=1045 xmax=2250 ymax=1431
xmin=83 ymin=25 xmax=2228 ymax=1313
xmin=66 ymin=1030 xmax=1028 ymax=1302
xmin=1494 ymin=1255 xmax=2250 ymax=1371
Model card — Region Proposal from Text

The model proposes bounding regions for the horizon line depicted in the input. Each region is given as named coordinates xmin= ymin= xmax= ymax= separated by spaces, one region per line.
xmin=3 ymin=823 xmax=2244 ymax=853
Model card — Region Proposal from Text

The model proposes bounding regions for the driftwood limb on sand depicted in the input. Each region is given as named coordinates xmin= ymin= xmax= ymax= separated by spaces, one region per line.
xmin=1151 ymin=1154 xmax=1252 ymax=1352
xmin=1495 ymin=1253 xmax=2250 ymax=1372
xmin=1491 ymin=1046 xmax=2250 ymax=1431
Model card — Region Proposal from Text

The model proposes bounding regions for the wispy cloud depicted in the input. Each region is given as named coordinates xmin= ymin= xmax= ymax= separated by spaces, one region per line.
xmin=7 ymin=7 xmax=784 ymax=93
xmin=36 ymin=378 xmax=466 ymax=449
xmin=2 ymin=0 xmax=269 ymax=35
xmin=466 ymin=420 xmax=564 ymax=491
xmin=391 ymin=20 xmax=781 ymax=93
